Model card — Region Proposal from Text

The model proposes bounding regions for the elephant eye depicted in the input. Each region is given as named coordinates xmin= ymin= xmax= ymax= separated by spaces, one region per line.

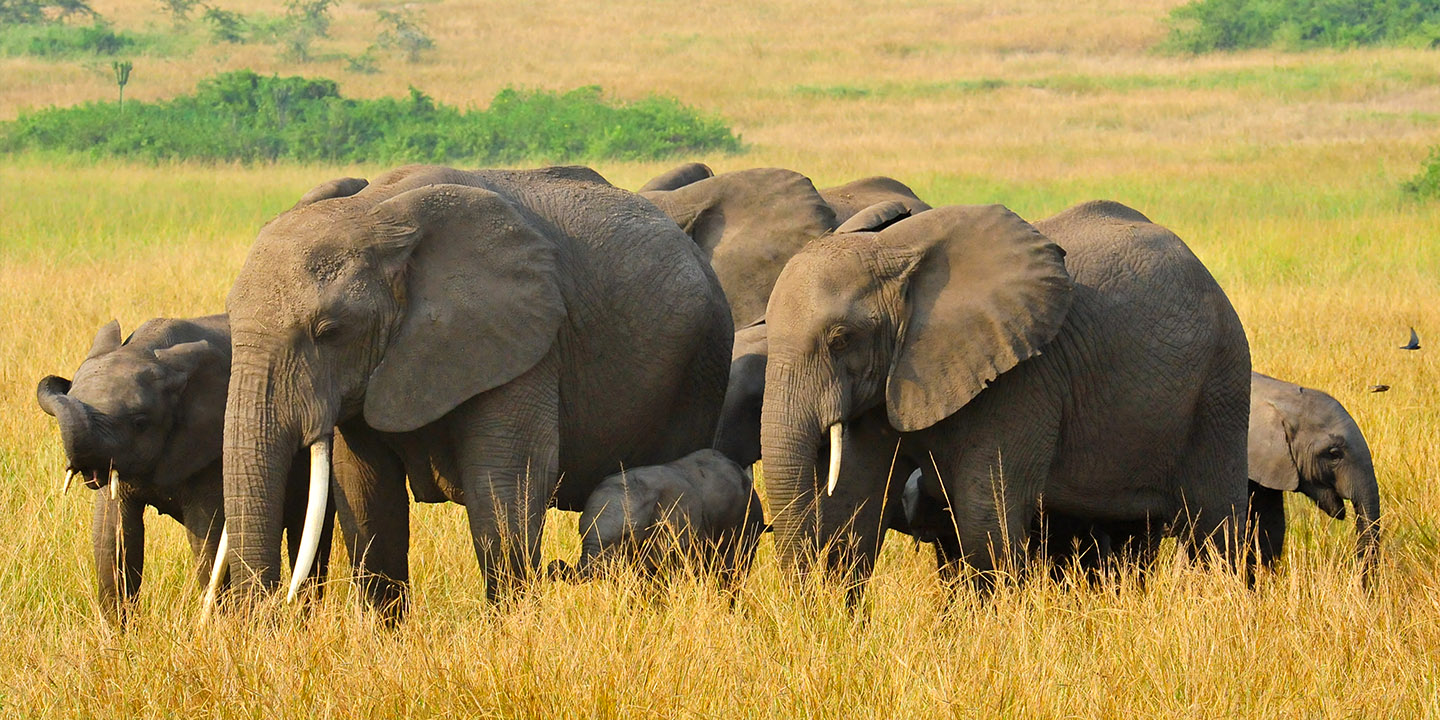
xmin=131 ymin=414 xmax=151 ymax=431
xmin=1325 ymin=446 xmax=1345 ymax=460
xmin=826 ymin=326 xmax=851 ymax=352
xmin=313 ymin=318 xmax=342 ymax=342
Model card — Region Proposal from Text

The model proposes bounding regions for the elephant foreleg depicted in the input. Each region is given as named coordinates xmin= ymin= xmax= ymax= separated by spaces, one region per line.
xmin=179 ymin=469 xmax=226 ymax=591
xmin=450 ymin=351 xmax=561 ymax=603
xmin=92 ymin=492 xmax=144 ymax=624
xmin=332 ymin=423 xmax=409 ymax=621
xmin=1248 ymin=482 xmax=1286 ymax=570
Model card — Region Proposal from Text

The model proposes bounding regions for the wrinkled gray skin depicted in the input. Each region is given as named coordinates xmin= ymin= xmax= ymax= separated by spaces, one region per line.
xmin=760 ymin=200 xmax=1251 ymax=595
xmin=640 ymin=166 xmax=931 ymax=327
xmin=550 ymin=449 xmax=768 ymax=585
xmin=1248 ymin=371 xmax=1380 ymax=574
xmin=36 ymin=316 xmax=333 ymax=624
xmin=222 ymin=165 xmax=731 ymax=619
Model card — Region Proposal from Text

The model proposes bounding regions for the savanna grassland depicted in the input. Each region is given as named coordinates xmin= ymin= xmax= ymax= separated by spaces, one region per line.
xmin=4 ymin=0 xmax=1440 ymax=716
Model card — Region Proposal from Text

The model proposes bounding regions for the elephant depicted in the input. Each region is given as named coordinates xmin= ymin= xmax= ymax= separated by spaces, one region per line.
xmin=220 ymin=164 xmax=732 ymax=618
xmin=35 ymin=316 xmax=333 ymax=624
xmin=903 ymin=371 xmax=1383 ymax=583
xmin=548 ymin=449 xmax=768 ymax=585
xmin=1248 ymin=371 xmax=1380 ymax=574
xmin=640 ymin=166 xmax=931 ymax=327
xmin=759 ymin=199 xmax=1252 ymax=594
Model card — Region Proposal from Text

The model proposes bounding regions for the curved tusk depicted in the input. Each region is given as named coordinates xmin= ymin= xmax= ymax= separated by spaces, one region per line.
xmin=61 ymin=469 xmax=74 ymax=495
xmin=826 ymin=422 xmax=844 ymax=496
xmin=286 ymin=436 xmax=331 ymax=604
xmin=199 ymin=522 xmax=229 ymax=625
xmin=109 ymin=469 xmax=118 ymax=500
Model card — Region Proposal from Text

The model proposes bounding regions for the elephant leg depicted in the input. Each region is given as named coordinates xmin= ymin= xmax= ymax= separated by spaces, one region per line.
xmin=939 ymin=448 xmax=1044 ymax=595
xmin=282 ymin=452 xmax=337 ymax=604
xmin=331 ymin=422 xmax=409 ymax=621
xmin=179 ymin=467 xmax=226 ymax=591
xmin=1248 ymin=482 xmax=1286 ymax=570
xmin=1172 ymin=380 xmax=1250 ymax=573
xmin=450 ymin=351 xmax=561 ymax=603
xmin=92 ymin=492 xmax=144 ymax=624
xmin=824 ymin=419 xmax=907 ymax=606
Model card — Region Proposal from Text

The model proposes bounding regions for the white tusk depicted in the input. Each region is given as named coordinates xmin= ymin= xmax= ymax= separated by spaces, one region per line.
xmin=287 ymin=436 xmax=331 ymax=604
xmin=826 ymin=422 xmax=844 ymax=496
xmin=200 ymin=522 xmax=229 ymax=625
xmin=109 ymin=469 xmax=118 ymax=500
xmin=61 ymin=469 xmax=74 ymax=495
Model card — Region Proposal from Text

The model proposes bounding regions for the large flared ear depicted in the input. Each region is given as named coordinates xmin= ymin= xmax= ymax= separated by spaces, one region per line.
xmin=86 ymin=320 xmax=122 ymax=361
xmin=638 ymin=162 xmax=713 ymax=192
xmin=291 ymin=177 xmax=369 ymax=210
xmin=884 ymin=205 xmax=1073 ymax=432
xmin=36 ymin=375 xmax=73 ymax=416
xmin=363 ymin=184 xmax=566 ymax=433
xmin=1249 ymin=399 xmax=1300 ymax=492
xmin=151 ymin=339 xmax=230 ymax=488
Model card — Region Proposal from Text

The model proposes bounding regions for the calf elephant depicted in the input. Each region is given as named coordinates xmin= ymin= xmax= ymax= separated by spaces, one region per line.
xmin=1248 ymin=371 xmax=1380 ymax=574
xmin=760 ymin=200 xmax=1252 ymax=594
xmin=221 ymin=165 xmax=732 ymax=619
xmin=550 ymin=449 xmax=768 ymax=586
xmin=36 ymin=316 xmax=332 ymax=624
xmin=640 ymin=165 xmax=930 ymax=327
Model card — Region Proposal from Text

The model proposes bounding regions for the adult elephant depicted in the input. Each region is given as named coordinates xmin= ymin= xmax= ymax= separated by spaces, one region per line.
xmin=1248 ymin=371 xmax=1381 ymax=574
xmin=221 ymin=165 xmax=732 ymax=615
xmin=760 ymin=200 xmax=1251 ymax=593
xmin=640 ymin=166 xmax=931 ymax=327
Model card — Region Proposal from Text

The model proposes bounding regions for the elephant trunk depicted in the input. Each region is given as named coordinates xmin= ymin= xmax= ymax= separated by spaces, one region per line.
xmin=760 ymin=363 xmax=827 ymax=573
xmin=222 ymin=359 xmax=300 ymax=595
xmin=1338 ymin=458 xmax=1381 ymax=576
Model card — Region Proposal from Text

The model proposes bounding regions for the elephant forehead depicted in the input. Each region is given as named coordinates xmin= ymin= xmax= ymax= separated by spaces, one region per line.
xmin=770 ymin=251 xmax=874 ymax=320
xmin=69 ymin=353 xmax=160 ymax=414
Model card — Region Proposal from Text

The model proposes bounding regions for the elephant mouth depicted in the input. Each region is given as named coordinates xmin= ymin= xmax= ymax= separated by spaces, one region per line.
xmin=62 ymin=464 xmax=118 ymax=493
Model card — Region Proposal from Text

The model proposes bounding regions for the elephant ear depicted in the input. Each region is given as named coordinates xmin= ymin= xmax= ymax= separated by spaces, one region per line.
xmin=638 ymin=162 xmax=714 ymax=192
xmin=1249 ymin=398 xmax=1300 ymax=492
xmin=151 ymin=339 xmax=230 ymax=488
xmin=86 ymin=320 xmax=122 ymax=361
xmin=884 ymin=205 xmax=1073 ymax=432
xmin=363 ymin=183 xmax=565 ymax=433
xmin=835 ymin=200 xmax=912 ymax=234
xmin=291 ymin=177 xmax=369 ymax=210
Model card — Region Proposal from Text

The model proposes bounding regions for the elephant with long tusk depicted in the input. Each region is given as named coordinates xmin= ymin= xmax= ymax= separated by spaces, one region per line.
xmin=37 ymin=315 xmax=335 ymax=625
xmin=219 ymin=165 xmax=733 ymax=620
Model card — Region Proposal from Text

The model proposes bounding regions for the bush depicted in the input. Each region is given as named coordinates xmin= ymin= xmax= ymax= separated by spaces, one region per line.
xmin=0 ymin=70 xmax=744 ymax=164
xmin=1164 ymin=0 xmax=1440 ymax=52
xmin=0 ymin=20 xmax=149 ymax=57
xmin=1403 ymin=147 xmax=1440 ymax=199
xmin=373 ymin=8 xmax=432 ymax=62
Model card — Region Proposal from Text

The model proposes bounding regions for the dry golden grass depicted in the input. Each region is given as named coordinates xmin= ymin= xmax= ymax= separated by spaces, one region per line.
xmin=4 ymin=0 xmax=1440 ymax=716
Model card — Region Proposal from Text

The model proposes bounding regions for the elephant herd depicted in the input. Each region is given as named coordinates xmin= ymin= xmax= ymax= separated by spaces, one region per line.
xmin=37 ymin=162 xmax=1382 ymax=625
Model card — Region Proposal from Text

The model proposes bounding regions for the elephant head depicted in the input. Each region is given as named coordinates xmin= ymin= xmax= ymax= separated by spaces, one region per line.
xmin=760 ymin=205 xmax=1072 ymax=574
xmin=222 ymin=168 xmax=568 ymax=597
xmin=37 ymin=318 xmax=229 ymax=494
xmin=1249 ymin=371 xmax=1381 ymax=566
xmin=818 ymin=176 xmax=932 ymax=227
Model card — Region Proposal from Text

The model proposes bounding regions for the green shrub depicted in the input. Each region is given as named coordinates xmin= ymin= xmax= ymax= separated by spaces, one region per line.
xmin=1404 ymin=147 xmax=1440 ymax=199
xmin=373 ymin=8 xmax=432 ymax=62
xmin=1163 ymin=0 xmax=1440 ymax=52
xmin=0 ymin=21 xmax=155 ymax=57
xmin=0 ymin=70 xmax=744 ymax=164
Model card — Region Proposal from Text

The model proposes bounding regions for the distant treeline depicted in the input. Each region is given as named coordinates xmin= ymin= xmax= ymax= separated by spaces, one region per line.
xmin=1166 ymin=0 xmax=1440 ymax=52
xmin=0 ymin=70 xmax=743 ymax=164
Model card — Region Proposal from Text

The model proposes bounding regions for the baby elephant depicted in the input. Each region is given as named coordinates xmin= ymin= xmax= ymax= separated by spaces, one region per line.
xmin=1249 ymin=371 xmax=1380 ymax=573
xmin=550 ymin=449 xmax=768 ymax=585
xmin=36 ymin=316 xmax=334 ymax=623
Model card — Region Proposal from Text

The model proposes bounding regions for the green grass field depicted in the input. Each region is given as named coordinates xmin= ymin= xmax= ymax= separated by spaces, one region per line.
xmin=4 ymin=0 xmax=1440 ymax=716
